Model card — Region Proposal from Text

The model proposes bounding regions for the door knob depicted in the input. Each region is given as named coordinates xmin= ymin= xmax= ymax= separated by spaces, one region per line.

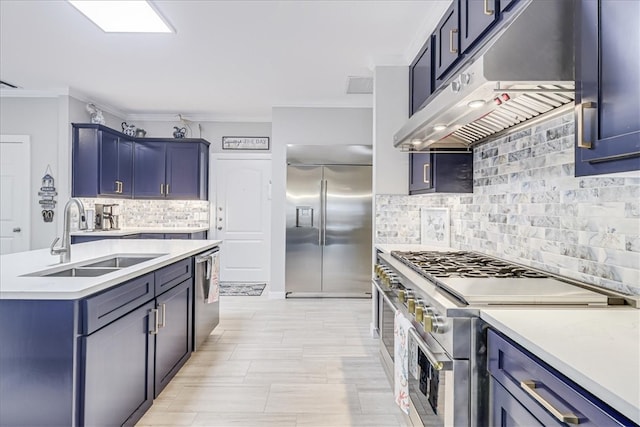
xmin=217 ymin=226 xmax=222 ymax=230
xmin=13 ymin=227 xmax=21 ymax=232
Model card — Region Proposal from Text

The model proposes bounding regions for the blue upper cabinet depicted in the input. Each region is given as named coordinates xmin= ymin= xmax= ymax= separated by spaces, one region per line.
xmin=99 ymin=132 xmax=133 ymax=197
xmin=134 ymin=139 xmax=209 ymax=200
xmin=409 ymin=36 xmax=434 ymax=116
xmin=575 ymin=0 xmax=640 ymax=176
xmin=166 ymin=143 xmax=202 ymax=199
xmin=72 ymin=124 xmax=134 ymax=198
xmin=434 ymin=1 xmax=460 ymax=85
xmin=73 ymin=124 xmax=209 ymax=200
xmin=460 ymin=0 xmax=499 ymax=54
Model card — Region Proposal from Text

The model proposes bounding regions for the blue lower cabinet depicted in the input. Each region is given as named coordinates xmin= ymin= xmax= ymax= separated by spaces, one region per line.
xmin=154 ymin=279 xmax=193 ymax=397
xmin=0 ymin=300 xmax=77 ymax=427
xmin=72 ymin=231 xmax=207 ymax=243
xmin=491 ymin=379 xmax=544 ymax=427
xmin=71 ymin=235 xmax=122 ymax=244
xmin=488 ymin=329 xmax=635 ymax=426
xmin=81 ymin=300 xmax=155 ymax=427
xmin=0 ymin=258 xmax=197 ymax=426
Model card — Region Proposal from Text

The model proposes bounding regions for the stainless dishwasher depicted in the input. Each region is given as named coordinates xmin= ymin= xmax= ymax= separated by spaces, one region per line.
xmin=193 ymin=248 xmax=220 ymax=350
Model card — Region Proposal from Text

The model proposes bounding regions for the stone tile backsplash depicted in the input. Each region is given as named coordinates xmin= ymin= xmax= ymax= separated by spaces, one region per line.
xmin=376 ymin=112 xmax=640 ymax=296
xmin=77 ymin=198 xmax=210 ymax=229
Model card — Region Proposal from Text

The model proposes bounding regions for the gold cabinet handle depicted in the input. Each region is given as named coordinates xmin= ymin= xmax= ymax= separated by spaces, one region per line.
xmin=520 ymin=381 xmax=579 ymax=424
xmin=423 ymin=164 xmax=430 ymax=184
xmin=484 ymin=0 xmax=494 ymax=15
xmin=449 ymin=28 xmax=458 ymax=53
xmin=577 ymin=102 xmax=596 ymax=149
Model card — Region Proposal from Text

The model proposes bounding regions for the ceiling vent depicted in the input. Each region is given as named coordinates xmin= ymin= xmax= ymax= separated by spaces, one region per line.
xmin=346 ymin=76 xmax=373 ymax=94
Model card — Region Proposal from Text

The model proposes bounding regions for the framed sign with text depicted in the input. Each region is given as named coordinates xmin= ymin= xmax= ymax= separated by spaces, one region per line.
xmin=222 ymin=136 xmax=270 ymax=150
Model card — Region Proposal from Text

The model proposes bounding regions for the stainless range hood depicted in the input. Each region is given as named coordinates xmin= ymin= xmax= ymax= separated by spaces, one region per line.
xmin=394 ymin=0 xmax=575 ymax=150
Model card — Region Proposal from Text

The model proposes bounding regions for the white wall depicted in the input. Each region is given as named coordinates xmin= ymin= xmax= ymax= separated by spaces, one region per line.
xmin=270 ymin=106 xmax=373 ymax=298
xmin=0 ymin=95 xmax=124 ymax=250
xmin=373 ymin=66 xmax=409 ymax=195
xmin=1 ymin=96 xmax=61 ymax=249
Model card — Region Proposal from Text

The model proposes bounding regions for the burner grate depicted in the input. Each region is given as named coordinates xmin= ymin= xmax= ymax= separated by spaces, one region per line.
xmin=391 ymin=250 xmax=548 ymax=281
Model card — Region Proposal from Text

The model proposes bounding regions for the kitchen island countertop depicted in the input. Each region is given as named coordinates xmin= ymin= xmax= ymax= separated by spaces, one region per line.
xmin=0 ymin=239 xmax=221 ymax=300
xmin=481 ymin=308 xmax=640 ymax=425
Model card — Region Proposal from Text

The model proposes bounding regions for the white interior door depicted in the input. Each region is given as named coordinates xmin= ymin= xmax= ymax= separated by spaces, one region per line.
xmin=213 ymin=157 xmax=271 ymax=282
xmin=0 ymin=135 xmax=31 ymax=254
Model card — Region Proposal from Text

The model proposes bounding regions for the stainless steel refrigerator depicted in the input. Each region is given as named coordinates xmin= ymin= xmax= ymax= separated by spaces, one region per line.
xmin=285 ymin=145 xmax=372 ymax=297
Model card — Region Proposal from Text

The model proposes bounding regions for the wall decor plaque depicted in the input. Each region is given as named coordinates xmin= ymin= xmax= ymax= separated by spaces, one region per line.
xmin=222 ymin=136 xmax=269 ymax=150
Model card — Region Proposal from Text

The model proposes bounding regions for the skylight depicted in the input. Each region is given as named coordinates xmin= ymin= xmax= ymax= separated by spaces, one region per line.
xmin=68 ymin=1 xmax=173 ymax=33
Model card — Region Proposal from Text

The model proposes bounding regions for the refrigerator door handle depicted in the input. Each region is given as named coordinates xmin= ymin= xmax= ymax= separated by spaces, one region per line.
xmin=319 ymin=179 xmax=324 ymax=246
xmin=322 ymin=179 xmax=328 ymax=246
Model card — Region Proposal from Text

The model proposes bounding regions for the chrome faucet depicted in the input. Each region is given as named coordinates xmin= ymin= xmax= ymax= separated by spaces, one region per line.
xmin=51 ymin=198 xmax=88 ymax=263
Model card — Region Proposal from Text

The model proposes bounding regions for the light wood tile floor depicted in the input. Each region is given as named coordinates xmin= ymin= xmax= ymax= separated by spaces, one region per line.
xmin=136 ymin=293 xmax=409 ymax=427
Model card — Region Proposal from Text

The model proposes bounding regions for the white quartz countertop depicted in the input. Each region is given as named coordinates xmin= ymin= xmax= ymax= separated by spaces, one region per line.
xmin=0 ymin=239 xmax=221 ymax=300
xmin=375 ymin=243 xmax=454 ymax=254
xmin=481 ymin=308 xmax=640 ymax=424
xmin=70 ymin=226 xmax=210 ymax=237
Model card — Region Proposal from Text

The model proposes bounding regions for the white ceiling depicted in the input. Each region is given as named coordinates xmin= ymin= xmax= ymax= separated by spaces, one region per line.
xmin=0 ymin=0 xmax=449 ymax=121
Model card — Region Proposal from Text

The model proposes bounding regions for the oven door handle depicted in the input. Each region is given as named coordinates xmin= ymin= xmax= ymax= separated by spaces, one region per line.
xmin=374 ymin=280 xmax=453 ymax=372
xmin=409 ymin=328 xmax=452 ymax=371
xmin=373 ymin=280 xmax=398 ymax=314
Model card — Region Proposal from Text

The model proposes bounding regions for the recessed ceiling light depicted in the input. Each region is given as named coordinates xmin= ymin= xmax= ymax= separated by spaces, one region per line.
xmin=411 ymin=139 xmax=422 ymax=145
xmin=68 ymin=1 xmax=173 ymax=33
xmin=433 ymin=124 xmax=447 ymax=131
xmin=467 ymin=99 xmax=486 ymax=108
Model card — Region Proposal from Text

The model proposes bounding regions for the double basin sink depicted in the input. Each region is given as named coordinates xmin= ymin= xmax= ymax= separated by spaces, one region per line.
xmin=26 ymin=255 xmax=163 ymax=277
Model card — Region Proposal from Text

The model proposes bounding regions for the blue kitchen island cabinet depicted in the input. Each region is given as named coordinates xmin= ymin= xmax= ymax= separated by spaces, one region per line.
xmin=82 ymin=300 xmax=155 ymax=426
xmin=134 ymin=139 xmax=209 ymax=200
xmin=72 ymin=124 xmax=134 ymax=198
xmin=575 ymin=0 xmax=640 ymax=176
xmin=0 ymin=258 xmax=196 ymax=427
xmin=487 ymin=329 xmax=635 ymax=426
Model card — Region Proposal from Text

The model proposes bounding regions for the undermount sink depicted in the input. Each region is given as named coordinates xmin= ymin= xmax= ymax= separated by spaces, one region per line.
xmin=82 ymin=256 xmax=156 ymax=268
xmin=24 ymin=253 xmax=165 ymax=277
xmin=44 ymin=267 xmax=120 ymax=277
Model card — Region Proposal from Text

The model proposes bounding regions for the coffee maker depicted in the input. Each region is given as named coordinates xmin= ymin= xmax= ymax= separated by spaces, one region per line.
xmin=95 ymin=203 xmax=119 ymax=230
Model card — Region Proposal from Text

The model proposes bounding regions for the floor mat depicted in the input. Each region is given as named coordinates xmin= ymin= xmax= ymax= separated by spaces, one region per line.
xmin=219 ymin=282 xmax=266 ymax=296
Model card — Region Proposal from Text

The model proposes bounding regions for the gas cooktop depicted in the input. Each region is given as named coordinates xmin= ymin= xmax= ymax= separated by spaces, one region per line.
xmin=388 ymin=250 xmax=609 ymax=306
xmin=391 ymin=250 xmax=548 ymax=279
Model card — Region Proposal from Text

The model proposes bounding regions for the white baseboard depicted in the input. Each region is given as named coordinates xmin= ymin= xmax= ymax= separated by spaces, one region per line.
xmin=268 ymin=291 xmax=286 ymax=300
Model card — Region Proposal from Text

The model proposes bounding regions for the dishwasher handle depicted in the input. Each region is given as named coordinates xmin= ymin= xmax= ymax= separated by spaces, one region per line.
xmin=196 ymin=249 xmax=219 ymax=280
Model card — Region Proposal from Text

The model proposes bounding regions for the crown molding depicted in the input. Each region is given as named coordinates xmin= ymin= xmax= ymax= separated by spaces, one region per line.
xmin=67 ymin=88 xmax=127 ymax=119
xmin=0 ymin=86 xmax=127 ymax=118
xmin=126 ymin=112 xmax=273 ymax=123
xmin=0 ymin=88 xmax=69 ymax=98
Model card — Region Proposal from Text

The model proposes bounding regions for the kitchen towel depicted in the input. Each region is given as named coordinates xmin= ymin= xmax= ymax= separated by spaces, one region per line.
xmin=206 ymin=252 xmax=220 ymax=303
xmin=394 ymin=310 xmax=416 ymax=415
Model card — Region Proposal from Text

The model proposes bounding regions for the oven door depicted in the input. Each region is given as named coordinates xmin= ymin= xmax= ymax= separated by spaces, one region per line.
xmin=377 ymin=282 xmax=396 ymax=379
xmin=407 ymin=328 xmax=465 ymax=427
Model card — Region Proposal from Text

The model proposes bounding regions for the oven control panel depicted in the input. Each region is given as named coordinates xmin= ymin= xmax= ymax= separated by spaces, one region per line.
xmin=374 ymin=261 xmax=449 ymax=336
